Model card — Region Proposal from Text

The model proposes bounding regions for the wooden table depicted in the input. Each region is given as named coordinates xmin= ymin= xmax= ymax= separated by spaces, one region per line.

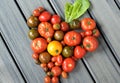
xmin=0 ymin=0 xmax=120 ymax=83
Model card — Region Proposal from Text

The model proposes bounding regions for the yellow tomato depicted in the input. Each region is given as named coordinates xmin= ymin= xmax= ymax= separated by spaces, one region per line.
xmin=47 ymin=41 xmax=62 ymax=56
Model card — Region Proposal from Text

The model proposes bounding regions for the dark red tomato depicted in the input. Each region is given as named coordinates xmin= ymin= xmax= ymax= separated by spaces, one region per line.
xmin=39 ymin=11 xmax=51 ymax=22
xmin=32 ymin=53 xmax=39 ymax=60
xmin=38 ymin=22 xmax=54 ymax=39
xmin=85 ymin=30 xmax=92 ymax=36
xmin=51 ymin=66 xmax=62 ymax=77
xmin=31 ymin=38 xmax=47 ymax=53
xmin=52 ymin=77 xmax=59 ymax=83
xmin=64 ymin=31 xmax=81 ymax=46
xmin=37 ymin=6 xmax=45 ymax=12
xmin=61 ymin=22 xmax=69 ymax=32
xmin=80 ymin=31 xmax=85 ymax=38
xmin=51 ymin=15 xmax=61 ymax=24
xmin=47 ymin=62 xmax=54 ymax=69
xmin=81 ymin=18 xmax=96 ymax=31
xmin=44 ymin=76 xmax=51 ymax=83
xmin=33 ymin=9 xmax=41 ymax=17
xmin=57 ymin=55 xmax=63 ymax=64
xmin=51 ymin=56 xmax=57 ymax=62
xmin=62 ymin=58 xmax=75 ymax=72
xmin=93 ymin=28 xmax=100 ymax=37
xmin=83 ymin=36 xmax=99 ymax=52
xmin=74 ymin=46 xmax=86 ymax=59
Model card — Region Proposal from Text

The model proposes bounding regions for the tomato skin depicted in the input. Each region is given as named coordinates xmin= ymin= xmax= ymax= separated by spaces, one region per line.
xmin=31 ymin=38 xmax=47 ymax=53
xmin=81 ymin=18 xmax=96 ymax=31
xmin=38 ymin=22 xmax=54 ymax=39
xmin=64 ymin=31 xmax=81 ymax=46
xmin=40 ymin=63 xmax=47 ymax=68
xmin=44 ymin=76 xmax=51 ymax=83
xmin=32 ymin=53 xmax=39 ymax=60
xmin=37 ymin=6 xmax=45 ymax=12
xmin=51 ymin=56 xmax=57 ymax=62
xmin=51 ymin=66 xmax=62 ymax=76
xmin=33 ymin=9 xmax=41 ymax=17
xmin=74 ymin=46 xmax=86 ymax=59
xmin=61 ymin=71 xmax=68 ymax=79
xmin=93 ymin=28 xmax=100 ymax=37
xmin=39 ymin=11 xmax=51 ymax=22
xmin=83 ymin=36 xmax=98 ymax=52
xmin=53 ymin=23 xmax=60 ymax=30
xmin=62 ymin=58 xmax=75 ymax=72
xmin=47 ymin=62 xmax=54 ymax=69
xmin=80 ymin=32 xmax=85 ymax=38
xmin=52 ymin=77 xmax=59 ymax=83
xmin=51 ymin=15 xmax=61 ymax=24
xmin=57 ymin=55 xmax=63 ymax=64
xmin=85 ymin=30 xmax=92 ymax=36
xmin=61 ymin=22 xmax=69 ymax=32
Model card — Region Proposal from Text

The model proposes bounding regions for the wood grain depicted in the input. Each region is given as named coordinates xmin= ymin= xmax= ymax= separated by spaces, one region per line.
xmin=0 ymin=37 xmax=24 ymax=83
xmin=49 ymin=0 xmax=120 ymax=83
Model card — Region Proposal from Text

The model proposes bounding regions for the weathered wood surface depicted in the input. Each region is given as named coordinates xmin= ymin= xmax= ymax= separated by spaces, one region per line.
xmin=0 ymin=37 xmax=24 ymax=83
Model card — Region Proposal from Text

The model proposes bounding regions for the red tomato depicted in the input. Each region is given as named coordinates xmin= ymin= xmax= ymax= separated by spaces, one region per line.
xmin=31 ymin=38 xmax=47 ymax=53
xmin=74 ymin=46 xmax=86 ymax=59
xmin=64 ymin=31 xmax=81 ymax=46
xmin=52 ymin=77 xmax=59 ymax=83
xmin=32 ymin=53 xmax=39 ymax=60
xmin=51 ymin=56 xmax=57 ymax=62
xmin=80 ymin=31 xmax=85 ymax=38
xmin=44 ymin=76 xmax=51 ymax=83
xmin=51 ymin=66 xmax=62 ymax=76
xmin=33 ymin=9 xmax=41 ymax=17
xmin=37 ymin=6 xmax=45 ymax=12
xmin=62 ymin=58 xmax=75 ymax=72
xmin=47 ymin=62 xmax=54 ymax=69
xmin=93 ymin=28 xmax=100 ymax=37
xmin=55 ymin=62 xmax=62 ymax=66
xmin=85 ymin=30 xmax=92 ymax=36
xmin=61 ymin=22 xmax=69 ymax=32
xmin=57 ymin=55 xmax=63 ymax=64
xmin=83 ymin=36 xmax=99 ymax=52
xmin=39 ymin=11 xmax=51 ymax=22
xmin=81 ymin=18 xmax=96 ymax=31
xmin=51 ymin=15 xmax=61 ymax=24
xmin=40 ymin=63 xmax=47 ymax=68
xmin=38 ymin=22 xmax=54 ymax=39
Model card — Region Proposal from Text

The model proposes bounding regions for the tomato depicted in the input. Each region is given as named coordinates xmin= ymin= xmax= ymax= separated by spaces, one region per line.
xmin=47 ymin=37 xmax=52 ymax=43
xmin=81 ymin=18 xmax=96 ymax=31
xmin=53 ymin=23 xmax=60 ymax=30
xmin=47 ymin=62 xmax=54 ymax=69
xmin=69 ymin=19 xmax=80 ymax=29
xmin=61 ymin=22 xmax=69 ymax=31
xmin=38 ymin=22 xmax=54 ymax=39
xmin=40 ymin=63 xmax=47 ymax=68
xmin=80 ymin=31 xmax=85 ymax=38
xmin=39 ymin=52 xmax=51 ymax=63
xmin=57 ymin=55 xmax=63 ymax=64
xmin=62 ymin=58 xmax=75 ymax=72
xmin=51 ymin=15 xmax=61 ymax=24
xmin=55 ymin=62 xmax=62 ymax=66
xmin=33 ymin=9 xmax=41 ymax=17
xmin=44 ymin=76 xmax=51 ymax=83
xmin=61 ymin=40 xmax=65 ymax=46
xmin=74 ymin=46 xmax=86 ymax=59
xmin=32 ymin=53 xmax=39 ymax=60
xmin=61 ymin=71 xmax=68 ymax=79
xmin=93 ymin=28 xmax=100 ymax=37
xmin=85 ymin=30 xmax=92 ymax=36
xmin=47 ymin=41 xmax=62 ymax=56
xmin=51 ymin=56 xmax=57 ymax=62
xmin=62 ymin=46 xmax=73 ymax=58
xmin=54 ymin=31 xmax=64 ymax=41
xmin=37 ymin=6 xmax=45 ymax=12
xmin=83 ymin=36 xmax=99 ymax=52
xmin=64 ymin=31 xmax=81 ymax=46
xmin=52 ymin=77 xmax=59 ymax=83
xmin=31 ymin=38 xmax=47 ymax=53
xmin=51 ymin=66 xmax=62 ymax=76
xmin=39 ymin=11 xmax=51 ymax=22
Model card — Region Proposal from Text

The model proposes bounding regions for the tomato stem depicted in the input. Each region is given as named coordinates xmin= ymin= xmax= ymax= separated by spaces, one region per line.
xmin=86 ymin=44 xmax=90 ymax=48
xmin=87 ymin=21 xmax=91 ymax=25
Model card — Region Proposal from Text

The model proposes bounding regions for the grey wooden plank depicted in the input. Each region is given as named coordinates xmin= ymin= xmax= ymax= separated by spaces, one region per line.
xmin=0 ymin=37 xmax=24 ymax=83
xmin=16 ymin=0 xmax=93 ymax=83
xmin=88 ymin=0 xmax=120 ymax=63
xmin=0 ymin=0 xmax=46 ymax=83
xmin=49 ymin=0 xmax=120 ymax=83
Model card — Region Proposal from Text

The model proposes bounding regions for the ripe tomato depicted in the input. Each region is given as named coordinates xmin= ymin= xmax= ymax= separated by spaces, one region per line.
xmin=38 ymin=22 xmax=54 ymax=39
xmin=47 ymin=62 xmax=54 ymax=69
xmin=44 ymin=76 xmax=51 ymax=83
xmin=39 ymin=11 xmax=51 ymax=22
xmin=40 ymin=63 xmax=47 ymax=68
xmin=64 ymin=31 xmax=81 ymax=46
xmin=61 ymin=22 xmax=69 ymax=32
xmin=53 ymin=23 xmax=60 ymax=30
xmin=85 ymin=30 xmax=92 ymax=36
xmin=47 ymin=41 xmax=62 ymax=56
xmin=80 ymin=31 xmax=85 ymax=38
xmin=51 ymin=66 xmax=62 ymax=76
xmin=33 ymin=9 xmax=41 ymax=17
xmin=52 ymin=77 xmax=59 ymax=83
xmin=51 ymin=56 xmax=57 ymax=62
xmin=61 ymin=71 xmax=68 ymax=79
xmin=57 ymin=55 xmax=63 ymax=64
xmin=51 ymin=15 xmax=61 ymax=24
xmin=55 ymin=62 xmax=62 ymax=66
xmin=74 ymin=46 xmax=86 ymax=59
xmin=32 ymin=53 xmax=39 ymax=60
xmin=31 ymin=38 xmax=47 ymax=53
xmin=81 ymin=18 xmax=96 ymax=31
xmin=93 ymin=28 xmax=100 ymax=37
xmin=37 ymin=6 xmax=45 ymax=12
xmin=83 ymin=36 xmax=99 ymax=52
xmin=62 ymin=58 xmax=75 ymax=72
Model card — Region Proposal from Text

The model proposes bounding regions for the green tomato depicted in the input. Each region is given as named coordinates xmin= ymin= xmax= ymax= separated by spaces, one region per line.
xmin=62 ymin=46 xmax=73 ymax=58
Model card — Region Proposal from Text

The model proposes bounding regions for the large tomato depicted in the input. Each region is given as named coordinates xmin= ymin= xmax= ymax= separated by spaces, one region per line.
xmin=31 ymin=38 xmax=47 ymax=53
xmin=62 ymin=58 xmax=75 ymax=72
xmin=64 ymin=31 xmax=81 ymax=46
xmin=74 ymin=46 xmax=86 ymax=59
xmin=83 ymin=36 xmax=98 ymax=52
xmin=81 ymin=18 xmax=96 ymax=31
xmin=38 ymin=22 xmax=54 ymax=39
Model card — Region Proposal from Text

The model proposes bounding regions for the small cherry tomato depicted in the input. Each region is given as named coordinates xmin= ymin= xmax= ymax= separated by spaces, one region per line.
xmin=51 ymin=15 xmax=61 ymax=24
xmin=93 ymin=28 xmax=100 ymax=37
xmin=52 ymin=77 xmax=59 ymax=83
xmin=85 ymin=30 xmax=92 ymax=36
xmin=40 ymin=63 xmax=47 ymax=68
xmin=33 ymin=9 xmax=41 ymax=17
xmin=80 ymin=32 xmax=85 ymax=38
xmin=83 ymin=36 xmax=99 ymax=52
xmin=32 ymin=53 xmax=39 ymax=60
xmin=57 ymin=55 xmax=63 ymax=64
xmin=61 ymin=22 xmax=69 ymax=32
xmin=53 ymin=23 xmax=60 ymax=30
xmin=51 ymin=56 xmax=57 ymax=62
xmin=47 ymin=62 xmax=54 ymax=69
xmin=39 ymin=11 xmax=51 ymax=22
xmin=47 ymin=37 xmax=52 ymax=43
xmin=55 ymin=62 xmax=62 ymax=66
xmin=44 ymin=76 xmax=51 ymax=83
xmin=74 ymin=46 xmax=86 ymax=59
xmin=61 ymin=71 xmax=68 ymax=79
xmin=81 ymin=18 xmax=96 ymax=31
xmin=51 ymin=66 xmax=62 ymax=77
xmin=37 ymin=6 xmax=45 ymax=12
